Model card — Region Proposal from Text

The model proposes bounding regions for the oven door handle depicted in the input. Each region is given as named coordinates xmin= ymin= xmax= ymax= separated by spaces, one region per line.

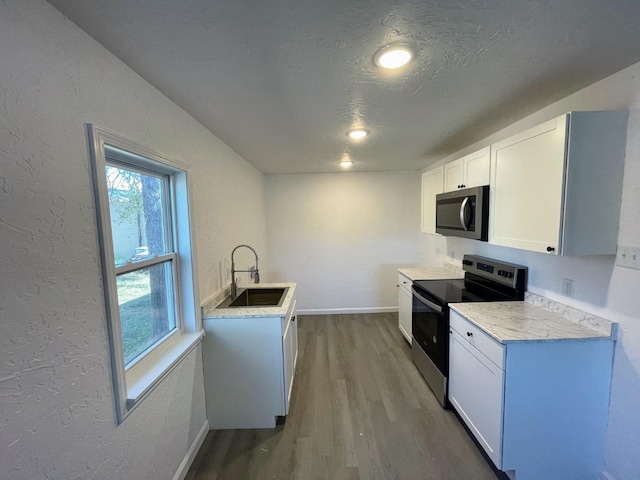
xmin=412 ymin=287 xmax=443 ymax=313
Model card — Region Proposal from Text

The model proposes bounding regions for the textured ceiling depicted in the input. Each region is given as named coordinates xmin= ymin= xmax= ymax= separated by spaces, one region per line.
xmin=48 ymin=0 xmax=640 ymax=174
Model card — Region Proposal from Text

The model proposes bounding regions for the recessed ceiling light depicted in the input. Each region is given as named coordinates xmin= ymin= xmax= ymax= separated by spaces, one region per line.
xmin=347 ymin=129 xmax=369 ymax=140
xmin=374 ymin=43 xmax=414 ymax=69
xmin=339 ymin=153 xmax=353 ymax=168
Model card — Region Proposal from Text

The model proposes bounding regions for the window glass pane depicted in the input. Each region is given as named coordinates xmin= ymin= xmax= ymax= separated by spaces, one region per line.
xmin=106 ymin=164 xmax=170 ymax=266
xmin=117 ymin=262 xmax=177 ymax=365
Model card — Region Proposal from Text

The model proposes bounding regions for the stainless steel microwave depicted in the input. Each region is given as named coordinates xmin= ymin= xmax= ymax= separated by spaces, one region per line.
xmin=435 ymin=185 xmax=489 ymax=240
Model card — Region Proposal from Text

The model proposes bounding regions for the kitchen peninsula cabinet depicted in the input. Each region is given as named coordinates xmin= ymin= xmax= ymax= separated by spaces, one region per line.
xmin=443 ymin=146 xmax=491 ymax=192
xmin=449 ymin=305 xmax=616 ymax=480
xmin=201 ymin=284 xmax=297 ymax=429
xmin=489 ymin=111 xmax=627 ymax=255
xmin=421 ymin=165 xmax=444 ymax=234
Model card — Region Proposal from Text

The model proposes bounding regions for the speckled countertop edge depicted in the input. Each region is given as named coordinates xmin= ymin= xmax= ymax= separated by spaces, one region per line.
xmin=450 ymin=300 xmax=614 ymax=344
xmin=202 ymin=282 xmax=297 ymax=319
xmin=398 ymin=263 xmax=464 ymax=281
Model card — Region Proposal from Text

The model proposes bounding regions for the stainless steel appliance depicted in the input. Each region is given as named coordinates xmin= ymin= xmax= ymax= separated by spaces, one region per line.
xmin=435 ymin=186 xmax=489 ymax=240
xmin=411 ymin=255 xmax=527 ymax=407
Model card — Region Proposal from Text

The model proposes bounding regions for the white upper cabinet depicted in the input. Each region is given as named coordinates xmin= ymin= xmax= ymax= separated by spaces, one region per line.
xmin=444 ymin=146 xmax=491 ymax=192
xmin=444 ymin=158 xmax=464 ymax=192
xmin=421 ymin=165 xmax=444 ymax=234
xmin=489 ymin=111 xmax=628 ymax=255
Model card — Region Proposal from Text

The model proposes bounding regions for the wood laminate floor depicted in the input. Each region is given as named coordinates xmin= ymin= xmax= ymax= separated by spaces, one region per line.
xmin=186 ymin=313 xmax=501 ymax=480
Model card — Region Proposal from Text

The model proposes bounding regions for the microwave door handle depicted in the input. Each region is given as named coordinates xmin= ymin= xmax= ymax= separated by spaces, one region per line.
xmin=412 ymin=287 xmax=443 ymax=313
xmin=459 ymin=197 xmax=470 ymax=231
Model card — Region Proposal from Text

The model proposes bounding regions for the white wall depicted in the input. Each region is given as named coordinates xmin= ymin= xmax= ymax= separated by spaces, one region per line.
xmin=265 ymin=172 xmax=425 ymax=312
xmin=423 ymin=62 xmax=640 ymax=480
xmin=0 ymin=1 xmax=265 ymax=479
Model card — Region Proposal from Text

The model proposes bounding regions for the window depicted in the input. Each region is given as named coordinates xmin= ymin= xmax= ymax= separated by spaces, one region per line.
xmin=89 ymin=125 xmax=202 ymax=422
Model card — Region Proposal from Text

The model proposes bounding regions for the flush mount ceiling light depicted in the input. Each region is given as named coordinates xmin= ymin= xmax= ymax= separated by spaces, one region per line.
xmin=373 ymin=43 xmax=414 ymax=70
xmin=339 ymin=153 xmax=353 ymax=168
xmin=347 ymin=128 xmax=369 ymax=140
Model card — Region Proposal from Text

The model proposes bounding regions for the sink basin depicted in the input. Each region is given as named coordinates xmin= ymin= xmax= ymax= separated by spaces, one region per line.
xmin=217 ymin=287 xmax=288 ymax=308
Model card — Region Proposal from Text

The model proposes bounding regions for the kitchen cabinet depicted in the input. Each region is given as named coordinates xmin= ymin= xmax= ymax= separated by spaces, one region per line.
xmin=202 ymin=295 xmax=298 ymax=429
xmin=449 ymin=309 xmax=614 ymax=479
xmin=421 ymin=165 xmax=444 ymax=234
xmin=397 ymin=272 xmax=413 ymax=343
xmin=489 ymin=111 xmax=627 ymax=255
xmin=282 ymin=300 xmax=298 ymax=413
xmin=443 ymin=146 xmax=491 ymax=192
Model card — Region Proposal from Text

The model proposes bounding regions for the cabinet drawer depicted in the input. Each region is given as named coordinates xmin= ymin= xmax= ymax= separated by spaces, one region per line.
xmin=398 ymin=273 xmax=412 ymax=292
xmin=450 ymin=310 xmax=504 ymax=369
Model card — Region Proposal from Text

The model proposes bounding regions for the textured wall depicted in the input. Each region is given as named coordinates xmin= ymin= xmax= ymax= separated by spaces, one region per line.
xmin=424 ymin=62 xmax=640 ymax=480
xmin=0 ymin=1 xmax=265 ymax=479
xmin=265 ymin=171 xmax=425 ymax=312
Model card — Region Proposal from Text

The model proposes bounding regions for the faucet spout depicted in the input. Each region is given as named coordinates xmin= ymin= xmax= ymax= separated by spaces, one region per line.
xmin=230 ymin=244 xmax=260 ymax=299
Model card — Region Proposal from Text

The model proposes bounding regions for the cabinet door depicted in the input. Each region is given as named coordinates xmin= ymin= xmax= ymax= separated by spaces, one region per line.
xmin=463 ymin=146 xmax=490 ymax=188
xmin=398 ymin=282 xmax=413 ymax=342
xmin=283 ymin=315 xmax=294 ymax=414
xmin=449 ymin=328 xmax=504 ymax=468
xmin=282 ymin=301 xmax=298 ymax=414
xmin=291 ymin=311 xmax=298 ymax=371
xmin=490 ymin=115 xmax=567 ymax=253
xmin=421 ymin=166 xmax=444 ymax=234
xmin=444 ymin=158 xmax=464 ymax=192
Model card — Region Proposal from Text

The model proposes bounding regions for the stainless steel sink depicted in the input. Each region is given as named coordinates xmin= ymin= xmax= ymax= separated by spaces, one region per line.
xmin=216 ymin=287 xmax=288 ymax=308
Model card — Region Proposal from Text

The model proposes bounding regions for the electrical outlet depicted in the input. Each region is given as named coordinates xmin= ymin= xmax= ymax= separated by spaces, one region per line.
xmin=631 ymin=247 xmax=640 ymax=269
xmin=616 ymin=246 xmax=630 ymax=267
xmin=616 ymin=245 xmax=640 ymax=269
xmin=562 ymin=278 xmax=574 ymax=297
xmin=450 ymin=250 xmax=456 ymax=259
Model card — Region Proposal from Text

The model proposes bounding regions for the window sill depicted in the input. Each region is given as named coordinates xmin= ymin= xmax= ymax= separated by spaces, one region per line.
xmin=124 ymin=331 xmax=204 ymax=415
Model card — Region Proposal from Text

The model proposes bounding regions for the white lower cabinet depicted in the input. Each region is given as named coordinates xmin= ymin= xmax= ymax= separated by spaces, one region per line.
xmin=202 ymin=298 xmax=298 ymax=429
xmin=449 ymin=310 xmax=614 ymax=480
xmin=397 ymin=272 xmax=413 ymax=342
xmin=449 ymin=324 xmax=504 ymax=467
xmin=282 ymin=301 xmax=298 ymax=414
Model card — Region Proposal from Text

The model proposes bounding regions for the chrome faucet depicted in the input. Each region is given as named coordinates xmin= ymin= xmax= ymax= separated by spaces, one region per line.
xmin=230 ymin=244 xmax=260 ymax=299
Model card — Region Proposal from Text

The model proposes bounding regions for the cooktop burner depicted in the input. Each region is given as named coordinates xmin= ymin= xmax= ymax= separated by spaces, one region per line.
xmin=412 ymin=278 xmax=514 ymax=304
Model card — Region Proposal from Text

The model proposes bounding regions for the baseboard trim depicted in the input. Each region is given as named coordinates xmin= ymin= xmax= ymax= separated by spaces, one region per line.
xmin=172 ymin=419 xmax=209 ymax=480
xmin=298 ymin=306 xmax=398 ymax=315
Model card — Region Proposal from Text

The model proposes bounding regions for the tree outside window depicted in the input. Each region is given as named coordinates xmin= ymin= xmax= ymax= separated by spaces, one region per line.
xmin=105 ymin=151 xmax=177 ymax=366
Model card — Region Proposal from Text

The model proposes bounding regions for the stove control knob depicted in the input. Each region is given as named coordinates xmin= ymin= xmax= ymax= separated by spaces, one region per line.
xmin=462 ymin=259 xmax=473 ymax=266
xmin=503 ymin=271 xmax=514 ymax=278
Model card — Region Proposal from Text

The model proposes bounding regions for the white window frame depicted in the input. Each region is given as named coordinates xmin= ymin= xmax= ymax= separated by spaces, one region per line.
xmin=88 ymin=124 xmax=203 ymax=423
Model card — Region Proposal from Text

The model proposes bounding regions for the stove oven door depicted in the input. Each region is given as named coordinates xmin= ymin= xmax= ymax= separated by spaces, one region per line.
xmin=411 ymin=287 xmax=448 ymax=375
xmin=411 ymin=286 xmax=449 ymax=406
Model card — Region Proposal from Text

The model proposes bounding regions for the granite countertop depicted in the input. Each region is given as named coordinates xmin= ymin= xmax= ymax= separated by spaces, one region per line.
xmin=399 ymin=264 xmax=464 ymax=281
xmin=202 ymin=282 xmax=296 ymax=319
xmin=450 ymin=300 xmax=615 ymax=344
